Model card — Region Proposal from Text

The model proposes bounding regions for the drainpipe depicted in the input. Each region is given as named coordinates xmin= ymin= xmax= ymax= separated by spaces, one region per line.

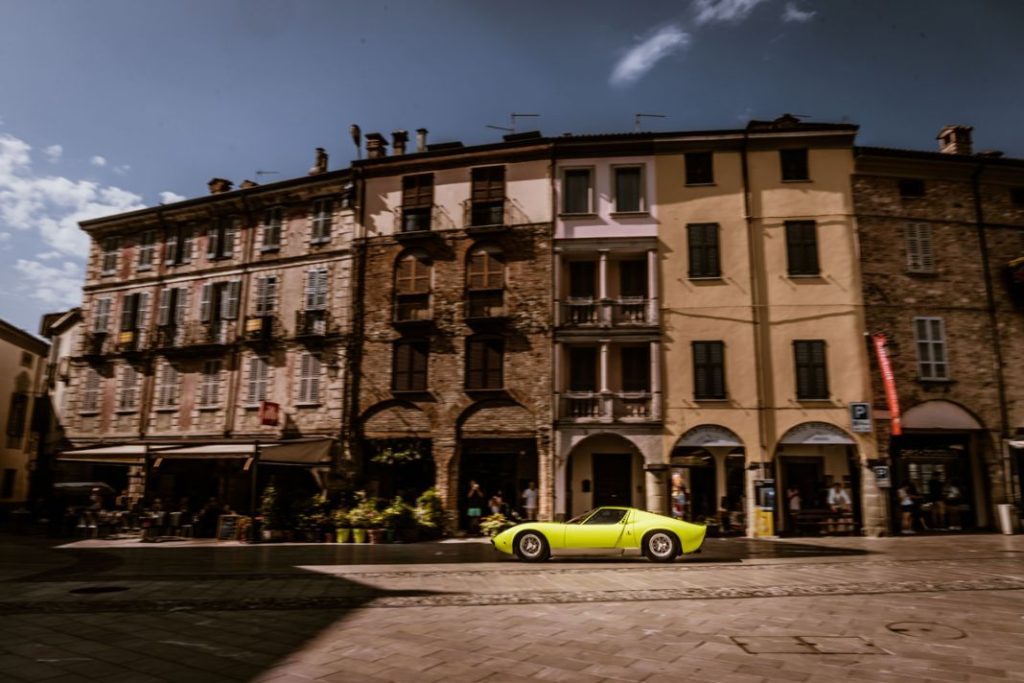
xmin=549 ymin=138 xmax=560 ymax=519
xmin=971 ymin=160 xmax=1014 ymax=510
xmin=223 ymin=197 xmax=255 ymax=438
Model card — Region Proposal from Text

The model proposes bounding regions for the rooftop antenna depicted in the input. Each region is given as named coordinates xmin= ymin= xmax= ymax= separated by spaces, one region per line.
xmin=486 ymin=112 xmax=540 ymax=135
xmin=634 ymin=113 xmax=667 ymax=132
xmin=255 ymin=169 xmax=280 ymax=179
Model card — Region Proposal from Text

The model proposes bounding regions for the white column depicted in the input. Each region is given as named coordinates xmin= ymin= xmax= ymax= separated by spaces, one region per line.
xmin=553 ymin=248 xmax=562 ymax=326
xmin=650 ymin=339 xmax=661 ymax=420
xmin=598 ymin=250 xmax=609 ymax=300
xmin=553 ymin=342 xmax=562 ymax=420
xmin=646 ymin=248 xmax=658 ymax=325
xmin=599 ymin=341 xmax=610 ymax=393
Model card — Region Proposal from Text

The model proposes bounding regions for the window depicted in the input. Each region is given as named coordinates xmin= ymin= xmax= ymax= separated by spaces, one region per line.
xmin=117 ymin=364 xmax=139 ymax=411
xmin=199 ymin=281 xmax=241 ymax=323
xmin=394 ymin=252 xmax=431 ymax=321
xmin=1010 ymin=187 xmax=1024 ymax=208
xmin=905 ymin=223 xmax=935 ymax=273
xmin=562 ymin=168 xmax=593 ymax=214
xmin=620 ymin=346 xmax=650 ymax=392
xmin=693 ymin=341 xmax=725 ymax=400
xmin=206 ymin=217 xmax=236 ymax=260
xmin=93 ymin=298 xmax=113 ymax=333
xmin=401 ymin=174 xmax=433 ymax=232
xmin=568 ymin=347 xmax=597 ymax=392
xmin=165 ymin=224 xmax=194 ymax=265
xmin=137 ymin=230 xmax=156 ymax=270
xmin=785 ymin=220 xmax=819 ymax=276
xmin=311 ymin=199 xmax=333 ymax=243
xmin=298 ymin=353 xmax=321 ymax=403
xmin=155 ymin=363 xmax=179 ymax=409
xmin=119 ymin=292 xmax=149 ymax=333
xmin=305 ymin=267 xmax=329 ymax=311
xmin=6 ymin=393 xmax=28 ymax=444
xmin=393 ymin=340 xmax=428 ymax=392
xmin=569 ymin=261 xmax=597 ymax=299
xmin=466 ymin=245 xmax=504 ymax=317
xmin=157 ymin=287 xmax=189 ymax=327
xmin=466 ymin=337 xmax=503 ymax=390
xmin=20 ymin=351 xmax=33 ymax=368
xmin=613 ymin=166 xmax=644 ymax=213
xmin=898 ymin=179 xmax=925 ymax=198
xmin=80 ymin=368 xmax=101 ymax=413
xmin=470 ymin=166 xmax=505 ymax=226
xmin=793 ymin=340 xmax=828 ymax=400
xmin=1 ymin=469 xmax=15 ymax=499
xmin=101 ymin=237 xmax=119 ymax=275
xmin=780 ymin=148 xmax=809 ymax=181
xmin=914 ymin=317 xmax=948 ymax=380
xmin=254 ymin=275 xmax=278 ymax=316
xmin=262 ymin=207 xmax=283 ymax=251
xmin=584 ymin=508 xmax=627 ymax=525
xmin=688 ymin=223 xmax=720 ymax=278
xmin=245 ymin=356 xmax=270 ymax=405
xmin=685 ymin=152 xmax=714 ymax=185
xmin=198 ymin=359 xmax=222 ymax=407
xmin=619 ymin=260 xmax=647 ymax=298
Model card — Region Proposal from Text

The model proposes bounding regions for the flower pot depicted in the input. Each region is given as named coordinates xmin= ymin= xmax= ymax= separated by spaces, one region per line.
xmin=336 ymin=528 xmax=352 ymax=543
xmin=368 ymin=528 xmax=386 ymax=544
xmin=352 ymin=528 xmax=368 ymax=544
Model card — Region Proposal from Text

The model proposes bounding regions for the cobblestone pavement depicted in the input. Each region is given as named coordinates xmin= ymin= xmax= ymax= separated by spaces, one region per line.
xmin=1 ymin=533 xmax=1022 ymax=682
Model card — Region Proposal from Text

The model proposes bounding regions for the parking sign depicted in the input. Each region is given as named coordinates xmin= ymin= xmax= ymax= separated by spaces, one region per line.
xmin=850 ymin=402 xmax=871 ymax=432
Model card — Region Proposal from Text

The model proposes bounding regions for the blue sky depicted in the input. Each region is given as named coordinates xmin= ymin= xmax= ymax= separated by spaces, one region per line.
xmin=1 ymin=0 xmax=1022 ymax=334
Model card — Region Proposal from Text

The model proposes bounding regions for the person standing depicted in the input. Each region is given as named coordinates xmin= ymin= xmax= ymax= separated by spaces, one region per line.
xmin=466 ymin=480 xmax=485 ymax=534
xmin=944 ymin=480 xmax=962 ymax=530
xmin=786 ymin=486 xmax=802 ymax=535
xmin=827 ymin=482 xmax=852 ymax=534
xmin=522 ymin=481 xmax=539 ymax=521
xmin=897 ymin=483 xmax=915 ymax=534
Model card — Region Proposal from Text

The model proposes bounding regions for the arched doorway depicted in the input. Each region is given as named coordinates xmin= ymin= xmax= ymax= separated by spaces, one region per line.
xmin=563 ymin=433 xmax=645 ymax=519
xmin=670 ymin=426 xmax=745 ymax=530
xmin=775 ymin=422 xmax=861 ymax=536
xmin=892 ymin=400 xmax=989 ymax=532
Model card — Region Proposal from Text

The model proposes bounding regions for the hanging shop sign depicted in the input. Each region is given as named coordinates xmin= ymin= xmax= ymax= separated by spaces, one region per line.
xmin=873 ymin=465 xmax=891 ymax=488
xmin=872 ymin=333 xmax=902 ymax=436
xmin=850 ymin=402 xmax=872 ymax=433
xmin=259 ymin=400 xmax=280 ymax=426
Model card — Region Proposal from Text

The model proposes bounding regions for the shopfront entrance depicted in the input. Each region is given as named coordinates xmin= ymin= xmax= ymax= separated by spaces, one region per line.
xmin=457 ymin=439 xmax=537 ymax=529
xmin=592 ymin=453 xmax=631 ymax=506
xmin=670 ymin=426 xmax=746 ymax=531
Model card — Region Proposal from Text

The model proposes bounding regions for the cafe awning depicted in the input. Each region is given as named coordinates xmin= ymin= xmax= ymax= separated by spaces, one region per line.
xmin=59 ymin=438 xmax=336 ymax=467
xmin=58 ymin=444 xmax=175 ymax=465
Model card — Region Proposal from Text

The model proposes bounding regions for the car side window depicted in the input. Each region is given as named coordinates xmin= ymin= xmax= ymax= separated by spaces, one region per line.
xmin=584 ymin=509 xmax=627 ymax=525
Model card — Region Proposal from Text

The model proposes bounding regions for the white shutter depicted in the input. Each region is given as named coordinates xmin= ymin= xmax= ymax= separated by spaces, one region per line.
xmin=199 ymin=284 xmax=212 ymax=322
xmin=306 ymin=268 xmax=328 ymax=310
xmin=255 ymin=277 xmax=267 ymax=315
xmin=266 ymin=276 xmax=277 ymax=313
xmin=158 ymin=289 xmax=172 ymax=326
xmin=299 ymin=353 xmax=321 ymax=403
xmin=317 ymin=269 xmax=328 ymax=309
xmin=182 ymin=228 xmax=193 ymax=263
xmin=165 ymin=233 xmax=178 ymax=265
xmin=246 ymin=356 xmax=258 ymax=404
xmin=175 ymin=288 xmax=189 ymax=326
xmin=304 ymin=270 xmax=317 ymax=310
xmin=94 ymin=298 xmax=111 ymax=332
xmin=137 ymin=292 xmax=149 ymax=329
xmin=222 ymin=281 xmax=241 ymax=320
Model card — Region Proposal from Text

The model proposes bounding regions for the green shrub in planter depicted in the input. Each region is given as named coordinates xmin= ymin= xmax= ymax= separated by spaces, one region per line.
xmin=333 ymin=508 xmax=351 ymax=543
xmin=480 ymin=513 xmax=514 ymax=537
xmin=414 ymin=488 xmax=445 ymax=538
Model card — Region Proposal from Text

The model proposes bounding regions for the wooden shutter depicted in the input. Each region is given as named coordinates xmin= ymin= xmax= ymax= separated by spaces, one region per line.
xmin=158 ymin=289 xmax=172 ymax=326
xmin=206 ymin=226 xmax=219 ymax=258
xmin=136 ymin=292 xmax=149 ymax=330
xmin=199 ymin=284 xmax=213 ymax=322
xmin=467 ymin=248 xmax=503 ymax=290
xmin=120 ymin=293 xmax=136 ymax=331
xmin=785 ymin=221 xmax=819 ymax=275
xmin=222 ymin=281 xmax=241 ymax=320
xmin=794 ymin=340 xmax=827 ymax=399
xmin=174 ymin=288 xmax=188 ymax=326
xmin=471 ymin=166 xmax=505 ymax=202
xmin=165 ymin=231 xmax=178 ymax=265
xmin=466 ymin=339 xmax=485 ymax=389
xmin=614 ymin=167 xmax=642 ymax=212
xmin=223 ymin=219 xmax=236 ymax=257
xmin=906 ymin=223 xmax=935 ymax=272
xmin=299 ymin=353 xmax=320 ymax=402
xmin=693 ymin=341 xmax=724 ymax=399
xmin=563 ymin=169 xmax=591 ymax=214
xmin=688 ymin=223 xmax=720 ymax=278
xmin=396 ymin=254 xmax=430 ymax=294
xmin=402 ymin=174 xmax=433 ymax=209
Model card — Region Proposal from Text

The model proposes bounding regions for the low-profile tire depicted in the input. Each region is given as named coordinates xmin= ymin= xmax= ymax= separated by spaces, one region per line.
xmin=513 ymin=531 xmax=550 ymax=562
xmin=643 ymin=530 xmax=678 ymax=563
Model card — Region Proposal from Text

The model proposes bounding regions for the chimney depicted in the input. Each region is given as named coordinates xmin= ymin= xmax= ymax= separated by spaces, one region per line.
xmin=392 ymin=130 xmax=409 ymax=156
xmin=308 ymin=147 xmax=328 ymax=175
xmin=937 ymin=125 xmax=973 ymax=155
xmin=416 ymin=128 xmax=428 ymax=153
xmin=365 ymin=132 xmax=388 ymax=159
xmin=208 ymin=177 xmax=233 ymax=194
xmin=239 ymin=179 xmax=259 ymax=189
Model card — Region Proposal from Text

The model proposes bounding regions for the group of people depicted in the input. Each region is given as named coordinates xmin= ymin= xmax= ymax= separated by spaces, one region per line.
xmin=787 ymin=482 xmax=853 ymax=534
xmin=465 ymin=480 xmax=538 ymax=533
xmin=897 ymin=475 xmax=963 ymax=533
xmin=75 ymin=491 xmax=233 ymax=539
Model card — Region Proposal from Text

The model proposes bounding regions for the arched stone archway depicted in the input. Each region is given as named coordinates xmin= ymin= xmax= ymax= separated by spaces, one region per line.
xmin=560 ymin=432 xmax=649 ymax=519
xmin=670 ymin=425 xmax=746 ymax=530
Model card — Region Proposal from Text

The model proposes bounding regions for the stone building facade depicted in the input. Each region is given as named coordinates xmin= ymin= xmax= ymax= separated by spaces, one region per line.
xmin=0 ymin=319 xmax=49 ymax=507
xmin=63 ymin=166 xmax=355 ymax=511
xmin=854 ymin=126 xmax=1024 ymax=532
xmin=353 ymin=133 xmax=554 ymax=530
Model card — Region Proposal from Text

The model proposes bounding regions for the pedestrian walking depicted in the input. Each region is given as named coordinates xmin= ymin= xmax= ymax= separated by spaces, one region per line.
xmin=786 ymin=486 xmax=801 ymax=534
xmin=466 ymin=480 xmax=485 ymax=534
xmin=522 ymin=481 xmax=539 ymax=521
xmin=897 ymin=483 xmax=915 ymax=534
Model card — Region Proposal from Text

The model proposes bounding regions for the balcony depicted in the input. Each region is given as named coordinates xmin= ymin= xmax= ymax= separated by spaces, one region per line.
xmin=153 ymin=325 xmax=185 ymax=350
xmin=242 ymin=315 xmax=277 ymax=346
xmin=557 ymin=391 xmax=658 ymax=423
xmin=464 ymin=291 xmax=509 ymax=326
xmin=80 ymin=331 xmax=111 ymax=357
xmin=463 ymin=199 xmax=508 ymax=234
xmin=295 ymin=309 xmax=333 ymax=341
xmin=114 ymin=329 xmax=147 ymax=354
xmin=394 ymin=206 xmax=439 ymax=241
xmin=557 ymin=298 xmax=657 ymax=328
xmin=181 ymin=320 xmax=237 ymax=348
xmin=392 ymin=299 xmax=433 ymax=328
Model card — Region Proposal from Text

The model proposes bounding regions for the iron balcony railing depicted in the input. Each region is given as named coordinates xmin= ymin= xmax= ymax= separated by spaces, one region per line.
xmin=557 ymin=391 xmax=659 ymax=422
xmin=557 ymin=298 xmax=658 ymax=328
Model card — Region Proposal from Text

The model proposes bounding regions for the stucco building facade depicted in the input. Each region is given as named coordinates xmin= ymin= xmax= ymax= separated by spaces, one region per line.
xmin=0 ymin=319 xmax=49 ymax=507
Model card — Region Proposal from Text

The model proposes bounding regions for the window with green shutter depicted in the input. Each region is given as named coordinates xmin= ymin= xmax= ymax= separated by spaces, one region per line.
xmin=793 ymin=340 xmax=828 ymax=400
xmin=688 ymin=223 xmax=720 ymax=278
xmin=693 ymin=341 xmax=725 ymax=400
xmin=785 ymin=221 xmax=819 ymax=276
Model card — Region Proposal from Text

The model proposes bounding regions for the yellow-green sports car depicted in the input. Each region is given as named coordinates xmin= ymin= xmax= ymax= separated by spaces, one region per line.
xmin=492 ymin=506 xmax=706 ymax=562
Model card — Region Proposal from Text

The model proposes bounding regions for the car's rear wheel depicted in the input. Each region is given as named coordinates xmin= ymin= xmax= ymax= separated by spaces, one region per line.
xmin=643 ymin=530 xmax=678 ymax=562
xmin=513 ymin=531 xmax=550 ymax=562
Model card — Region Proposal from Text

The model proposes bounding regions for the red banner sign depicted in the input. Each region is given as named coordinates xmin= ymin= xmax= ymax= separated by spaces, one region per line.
xmin=259 ymin=401 xmax=280 ymax=427
xmin=872 ymin=333 xmax=901 ymax=436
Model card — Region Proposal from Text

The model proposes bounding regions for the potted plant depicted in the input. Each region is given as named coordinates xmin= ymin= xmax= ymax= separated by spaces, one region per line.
xmin=414 ymin=488 xmax=445 ymax=540
xmin=381 ymin=497 xmax=415 ymax=543
xmin=333 ymin=508 xmax=352 ymax=543
xmin=347 ymin=493 xmax=378 ymax=544
xmin=259 ymin=484 xmax=285 ymax=542
xmin=479 ymin=512 xmax=513 ymax=537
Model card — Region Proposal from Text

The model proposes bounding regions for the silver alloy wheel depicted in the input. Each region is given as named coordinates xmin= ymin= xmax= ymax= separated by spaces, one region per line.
xmin=516 ymin=532 xmax=547 ymax=561
xmin=646 ymin=531 xmax=675 ymax=560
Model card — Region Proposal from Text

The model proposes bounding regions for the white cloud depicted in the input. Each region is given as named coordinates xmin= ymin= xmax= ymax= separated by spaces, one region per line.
xmin=44 ymin=144 xmax=63 ymax=163
xmin=14 ymin=259 xmax=83 ymax=308
xmin=114 ymin=164 xmax=131 ymax=175
xmin=610 ymin=25 xmax=691 ymax=87
xmin=693 ymin=0 xmax=771 ymax=25
xmin=36 ymin=250 xmax=61 ymax=260
xmin=0 ymin=133 xmax=146 ymax=258
xmin=159 ymin=190 xmax=186 ymax=204
xmin=90 ymin=155 xmax=107 ymax=167
xmin=781 ymin=2 xmax=815 ymax=22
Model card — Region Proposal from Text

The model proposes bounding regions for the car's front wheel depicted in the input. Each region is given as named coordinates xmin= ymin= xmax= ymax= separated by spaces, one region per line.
xmin=643 ymin=530 xmax=678 ymax=562
xmin=514 ymin=531 xmax=550 ymax=562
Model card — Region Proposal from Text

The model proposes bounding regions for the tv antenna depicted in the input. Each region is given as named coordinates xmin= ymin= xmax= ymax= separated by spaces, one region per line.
xmin=486 ymin=112 xmax=540 ymax=134
xmin=255 ymin=169 xmax=280 ymax=179
xmin=634 ymin=113 xmax=667 ymax=132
